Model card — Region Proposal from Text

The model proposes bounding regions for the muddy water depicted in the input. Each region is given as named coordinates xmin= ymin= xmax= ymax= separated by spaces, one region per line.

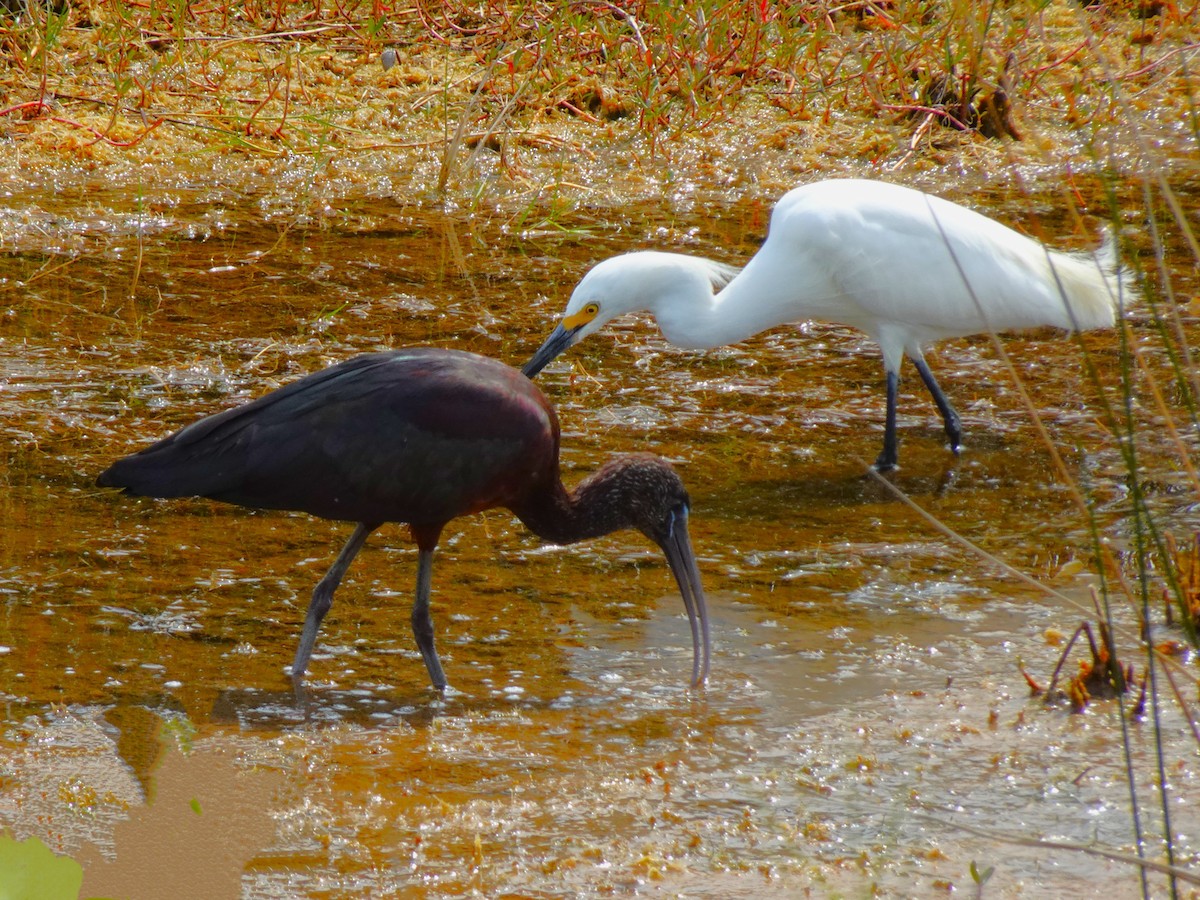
xmin=1 ymin=181 xmax=1198 ymax=898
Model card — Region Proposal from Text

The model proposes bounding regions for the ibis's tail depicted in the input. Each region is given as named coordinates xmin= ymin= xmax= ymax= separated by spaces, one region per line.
xmin=95 ymin=433 xmax=240 ymax=500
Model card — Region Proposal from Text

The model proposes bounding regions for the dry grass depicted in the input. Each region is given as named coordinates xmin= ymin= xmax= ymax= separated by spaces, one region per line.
xmin=0 ymin=0 xmax=1195 ymax=209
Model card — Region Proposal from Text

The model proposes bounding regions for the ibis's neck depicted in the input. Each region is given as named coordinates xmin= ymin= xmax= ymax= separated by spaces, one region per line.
xmin=509 ymin=463 xmax=636 ymax=547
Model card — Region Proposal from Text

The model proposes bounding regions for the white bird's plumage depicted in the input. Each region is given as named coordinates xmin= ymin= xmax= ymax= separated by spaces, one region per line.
xmin=524 ymin=178 xmax=1131 ymax=470
xmin=570 ymin=180 xmax=1122 ymax=361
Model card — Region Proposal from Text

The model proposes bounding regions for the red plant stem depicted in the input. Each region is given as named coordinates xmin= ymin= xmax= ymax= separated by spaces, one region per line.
xmin=556 ymin=100 xmax=601 ymax=123
xmin=49 ymin=115 xmax=165 ymax=148
xmin=244 ymin=74 xmax=284 ymax=136
xmin=875 ymin=100 xmax=973 ymax=131
xmin=0 ymin=101 xmax=52 ymax=117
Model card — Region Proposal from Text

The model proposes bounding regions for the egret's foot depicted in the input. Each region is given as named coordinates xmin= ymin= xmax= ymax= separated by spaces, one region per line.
xmin=872 ymin=453 xmax=899 ymax=473
xmin=946 ymin=426 xmax=963 ymax=455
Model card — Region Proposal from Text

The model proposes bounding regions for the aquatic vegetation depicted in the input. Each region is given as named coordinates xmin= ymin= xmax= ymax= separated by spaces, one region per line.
xmin=1164 ymin=532 xmax=1200 ymax=640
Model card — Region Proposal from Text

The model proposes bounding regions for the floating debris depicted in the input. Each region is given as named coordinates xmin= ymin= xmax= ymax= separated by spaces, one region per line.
xmin=1021 ymin=620 xmax=1138 ymax=714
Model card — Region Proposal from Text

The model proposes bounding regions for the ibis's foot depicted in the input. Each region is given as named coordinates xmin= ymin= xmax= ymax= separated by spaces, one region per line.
xmin=420 ymin=650 xmax=448 ymax=693
xmin=290 ymin=672 xmax=313 ymax=719
xmin=427 ymin=683 xmax=464 ymax=707
xmin=429 ymin=676 xmax=448 ymax=693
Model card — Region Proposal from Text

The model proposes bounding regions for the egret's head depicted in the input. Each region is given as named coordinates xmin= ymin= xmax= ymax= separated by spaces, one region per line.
xmin=521 ymin=252 xmax=687 ymax=378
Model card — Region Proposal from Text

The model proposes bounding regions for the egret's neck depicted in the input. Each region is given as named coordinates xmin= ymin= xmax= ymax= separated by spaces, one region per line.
xmin=646 ymin=259 xmax=781 ymax=350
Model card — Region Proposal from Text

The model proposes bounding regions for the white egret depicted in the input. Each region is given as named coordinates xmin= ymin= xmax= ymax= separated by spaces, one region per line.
xmin=523 ymin=178 xmax=1130 ymax=471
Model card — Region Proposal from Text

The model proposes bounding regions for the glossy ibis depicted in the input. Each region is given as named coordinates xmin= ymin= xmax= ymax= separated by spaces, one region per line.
xmin=523 ymin=178 xmax=1131 ymax=470
xmin=97 ymin=349 xmax=711 ymax=688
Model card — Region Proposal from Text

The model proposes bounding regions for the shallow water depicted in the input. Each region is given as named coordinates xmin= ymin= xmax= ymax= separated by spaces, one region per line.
xmin=1 ymin=178 xmax=1198 ymax=898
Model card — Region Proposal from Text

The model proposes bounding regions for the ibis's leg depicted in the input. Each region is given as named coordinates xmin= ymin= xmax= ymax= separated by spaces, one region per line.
xmin=874 ymin=369 xmax=900 ymax=472
xmin=910 ymin=354 xmax=962 ymax=453
xmin=291 ymin=521 xmax=377 ymax=680
xmin=411 ymin=549 xmax=447 ymax=690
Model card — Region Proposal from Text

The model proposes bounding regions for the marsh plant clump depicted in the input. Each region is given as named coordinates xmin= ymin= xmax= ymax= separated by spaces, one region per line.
xmin=1165 ymin=532 xmax=1200 ymax=639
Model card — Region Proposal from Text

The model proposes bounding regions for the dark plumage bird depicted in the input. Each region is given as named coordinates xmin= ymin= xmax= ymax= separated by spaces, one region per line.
xmin=97 ymin=348 xmax=711 ymax=688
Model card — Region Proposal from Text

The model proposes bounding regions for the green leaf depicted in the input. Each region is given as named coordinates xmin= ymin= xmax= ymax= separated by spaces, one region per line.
xmin=0 ymin=832 xmax=83 ymax=900
xmin=969 ymin=860 xmax=995 ymax=885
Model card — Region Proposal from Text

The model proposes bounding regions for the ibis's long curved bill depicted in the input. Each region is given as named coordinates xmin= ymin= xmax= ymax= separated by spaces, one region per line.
xmin=658 ymin=506 xmax=711 ymax=686
xmin=522 ymin=323 xmax=582 ymax=378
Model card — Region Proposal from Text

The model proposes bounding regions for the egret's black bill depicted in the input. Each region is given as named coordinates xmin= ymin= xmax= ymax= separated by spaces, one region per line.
xmin=522 ymin=323 xmax=580 ymax=378
xmin=658 ymin=506 xmax=711 ymax=687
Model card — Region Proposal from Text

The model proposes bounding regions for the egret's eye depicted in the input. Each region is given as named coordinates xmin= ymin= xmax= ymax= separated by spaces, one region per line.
xmin=562 ymin=302 xmax=602 ymax=331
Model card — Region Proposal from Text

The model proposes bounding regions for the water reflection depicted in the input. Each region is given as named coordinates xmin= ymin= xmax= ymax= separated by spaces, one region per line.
xmin=1 ymin=184 xmax=1197 ymax=896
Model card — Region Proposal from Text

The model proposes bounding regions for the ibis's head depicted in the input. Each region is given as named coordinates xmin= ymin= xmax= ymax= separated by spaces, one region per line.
xmin=573 ymin=452 xmax=711 ymax=687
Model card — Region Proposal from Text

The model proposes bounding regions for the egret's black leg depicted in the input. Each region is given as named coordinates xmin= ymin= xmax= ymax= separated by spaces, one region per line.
xmin=873 ymin=369 xmax=900 ymax=472
xmin=411 ymin=549 xmax=447 ymax=690
xmin=910 ymin=354 xmax=962 ymax=453
xmin=291 ymin=521 xmax=377 ymax=681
